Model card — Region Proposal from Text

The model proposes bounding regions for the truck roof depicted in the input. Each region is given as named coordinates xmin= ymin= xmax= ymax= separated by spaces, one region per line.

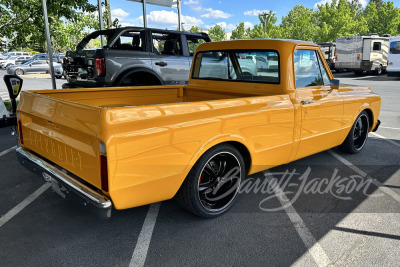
xmin=196 ymin=39 xmax=317 ymax=52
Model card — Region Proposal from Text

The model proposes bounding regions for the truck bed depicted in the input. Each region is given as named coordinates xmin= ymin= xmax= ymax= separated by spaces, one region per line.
xmin=29 ymin=85 xmax=257 ymax=108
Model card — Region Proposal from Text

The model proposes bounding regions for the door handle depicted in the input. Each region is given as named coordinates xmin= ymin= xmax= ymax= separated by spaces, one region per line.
xmin=301 ymin=100 xmax=314 ymax=105
xmin=155 ymin=61 xmax=168 ymax=67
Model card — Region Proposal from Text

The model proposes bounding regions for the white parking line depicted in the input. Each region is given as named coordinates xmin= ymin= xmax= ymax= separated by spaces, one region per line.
xmin=0 ymin=183 xmax=50 ymax=227
xmin=129 ymin=202 xmax=161 ymax=267
xmin=263 ymin=171 xmax=332 ymax=267
xmin=0 ymin=146 xmax=17 ymax=157
xmin=328 ymin=150 xmax=400 ymax=203
xmin=370 ymin=132 xmax=400 ymax=148
xmin=379 ymin=126 xmax=400 ymax=131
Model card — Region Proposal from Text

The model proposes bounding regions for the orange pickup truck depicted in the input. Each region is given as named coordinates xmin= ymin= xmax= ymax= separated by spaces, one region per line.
xmin=16 ymin=40 xmax=381 ymax=218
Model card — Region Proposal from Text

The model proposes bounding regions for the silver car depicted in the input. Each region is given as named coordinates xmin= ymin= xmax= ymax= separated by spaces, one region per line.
xmin=6 ymin=60 xmax=64 ymax=78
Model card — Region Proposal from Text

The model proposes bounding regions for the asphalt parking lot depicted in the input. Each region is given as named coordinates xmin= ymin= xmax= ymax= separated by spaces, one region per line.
xmin=0 ymin=71 xmax=399 ymax=266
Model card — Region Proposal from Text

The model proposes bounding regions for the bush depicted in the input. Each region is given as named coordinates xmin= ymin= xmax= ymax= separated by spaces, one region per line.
xmin=2 ymin=99 xmax=20 ymax=112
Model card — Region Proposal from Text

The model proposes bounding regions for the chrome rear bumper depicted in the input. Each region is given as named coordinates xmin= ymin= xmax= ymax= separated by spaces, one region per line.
xmin=16 ymin=147 xmax=112 ymax=218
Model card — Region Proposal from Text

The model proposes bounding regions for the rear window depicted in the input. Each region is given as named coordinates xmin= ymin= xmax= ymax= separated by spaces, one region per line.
xmin=192 ymin=50 xmax=280 ymax=84
xmin=373 ymin=42 xmax=381 ymax=51
xmin=390 ymin=41 xmax=400 ymax=54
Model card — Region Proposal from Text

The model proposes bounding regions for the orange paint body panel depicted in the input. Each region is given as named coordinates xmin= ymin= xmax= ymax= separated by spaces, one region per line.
xmin=17 ymin=40 xmax=381 ymax=210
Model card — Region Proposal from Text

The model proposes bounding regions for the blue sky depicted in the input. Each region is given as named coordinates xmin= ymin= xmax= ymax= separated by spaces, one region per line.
xmin=91 ymin=0 xmax=398 ymax=32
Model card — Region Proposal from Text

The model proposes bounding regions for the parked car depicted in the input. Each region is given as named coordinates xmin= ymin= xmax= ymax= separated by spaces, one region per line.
xmin=6 ymin=60 xmax=64 ymax=78
xmin=7 ymin=51 xmax=30 ymax=57
xmin=62 ymin=27 xmax=211 ymax=88
xmin=387 ymin=36 xmax=400 ymax=77
xmin=0 ymin=56 xmax=31 ymax=68
xmin=335 ymin=34 xmax=390 ymax=75
xmin=15 ymin=39 xmax=381 ymax=218
xmin=17 ymin=53 xmax=65 ymax=65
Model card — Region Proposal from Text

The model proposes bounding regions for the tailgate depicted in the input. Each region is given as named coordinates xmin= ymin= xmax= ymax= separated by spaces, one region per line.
xmin=64 ymin=50 xmax=98 ymax=81
xmin=18 ymin=91 xmax=103 ymax=189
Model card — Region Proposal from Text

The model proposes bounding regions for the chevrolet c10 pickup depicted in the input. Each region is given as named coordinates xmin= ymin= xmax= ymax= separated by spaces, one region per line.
xmin=15 ymin=39 xmax=381 ymax=218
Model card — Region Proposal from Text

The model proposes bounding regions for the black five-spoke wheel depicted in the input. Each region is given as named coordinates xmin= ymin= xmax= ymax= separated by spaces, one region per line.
xmin=176 ymin=144 xmax=245 ymax=218
xmin=339 ymin=111 xmax=369 ymax=154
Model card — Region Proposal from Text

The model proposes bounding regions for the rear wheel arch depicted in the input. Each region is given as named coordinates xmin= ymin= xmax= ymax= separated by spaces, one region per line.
xmin=114 ymin=68 xmax=163 ymax=86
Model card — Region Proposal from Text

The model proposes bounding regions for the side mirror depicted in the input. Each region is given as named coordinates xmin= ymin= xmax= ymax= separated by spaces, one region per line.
xmin=29 ymin=63 xmax=32 ymax=67
xmin=3 ymin=75 xmax=23 ymax=114
xmin=330 ymin=78 xmax=339 ymax=89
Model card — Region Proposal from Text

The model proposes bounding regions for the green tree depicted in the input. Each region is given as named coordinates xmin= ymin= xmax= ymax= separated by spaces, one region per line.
xmin=280 ymin=5 xmax=317 ymax=41
xmin=189 ymin=26 xmax=201 ymax=33
xmin=250 ymin=10 xmax=278 ymax=39
xmin=208 ymin=25 xmax=225 ymax=41
xmin=315 ymin=0 xmax=368 ymax=42
xmin=0 ymin=0 xmax=96 ymax=51
xmin=369 ymin=0 xmax=384 ymax=9
xmin=230 ymin=23 xmax=251 ymax=39
xmin=364 ymin=1 xmax=400 ymax=35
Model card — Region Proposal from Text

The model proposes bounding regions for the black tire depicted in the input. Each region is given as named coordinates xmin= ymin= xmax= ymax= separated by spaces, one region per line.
xmin=55 ymin=75 xmax=62 ymax=79
xmin=339 ymin=111 xmax=369 ymax=154
xmin=374 ymin=65 xmax=382 ymax=75
xmin=15 ymin=68 xmax=24 ymax=76
xmin=176 ymin=144 xmax=245 ymax=218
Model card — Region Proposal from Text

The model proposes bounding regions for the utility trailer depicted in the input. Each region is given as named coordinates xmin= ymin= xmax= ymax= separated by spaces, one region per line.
xmin=317 ymin=43 xmax=336 ymax=70
xmin=335 ymin=34 xmax=390 ymax=75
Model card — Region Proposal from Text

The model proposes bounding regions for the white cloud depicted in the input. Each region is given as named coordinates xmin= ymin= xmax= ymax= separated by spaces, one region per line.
xmin=215 ymin=22 xmax=236 ymax=30
xmin=314 ymin=0 xmax=367 ymax=9
xmin=111 ymin=8 xmax=130 ymax=21
xmin=201 ymin=8 xmax=231 ymax=19
xmin=120 ymin=22 xmax=135 ymax=27
xmin=137 ymin=10 xmax=203 ymax=28
xmin=244 ymin=9 xmax=269 ymax=16
xmin=244 ymin=22 xmax=254 ymax=29
xmin=183 ymin=0 xmax=198 ymax=4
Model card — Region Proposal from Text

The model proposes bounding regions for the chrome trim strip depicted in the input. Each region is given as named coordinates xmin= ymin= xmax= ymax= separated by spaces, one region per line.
xmin=16 ymin=147 xmax=112 ymax=209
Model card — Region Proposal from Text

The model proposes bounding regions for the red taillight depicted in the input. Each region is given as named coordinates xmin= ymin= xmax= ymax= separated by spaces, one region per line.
xmin=62 ymin=58 xmax=66 ymax=64
xmin=335 ymin=54 xmax=338 ymax=60
xmin=100 ymin=155 xmax=108 ymax=192
xmin=96 ymin=58 xmax=106 ymax=77
xmin=18 ymin=118 xmax=24 ymax=145
xmin=357 ymin=54 xmax=360 ymax=60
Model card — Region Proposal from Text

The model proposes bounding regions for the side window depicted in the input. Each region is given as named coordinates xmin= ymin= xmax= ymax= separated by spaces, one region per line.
xmin=294 ymin=49 xmax=323 ymax=88
xmin=111 ymin=31 xmax=143 ymax=50
xmin=152 ymin=32 xmax=182 ymax=56
xmin=186 ymin=36 xmax=207 ymax=56
xmin=373 ymin=42 xmax=381 ymax=51
xmin=316 ymin=52 xmax=331 ymax=85
xmin=32 ymin=61 xmax=41 ymax=65
xmin=389 ymin=41 xmax=400 ymax=54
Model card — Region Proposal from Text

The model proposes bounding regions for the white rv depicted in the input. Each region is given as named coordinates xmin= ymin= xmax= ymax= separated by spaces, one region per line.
xmin=387 ymin=36 xmax=400 ymax=77
xmin=317 ymin=42 xmax=336 ymax=70
xmin=335 ymin=34 xmax=390 ymax=75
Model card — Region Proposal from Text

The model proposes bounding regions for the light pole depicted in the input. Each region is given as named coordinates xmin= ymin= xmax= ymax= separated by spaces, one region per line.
xmin=260 ymin=12 xmax=267 ymax=39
